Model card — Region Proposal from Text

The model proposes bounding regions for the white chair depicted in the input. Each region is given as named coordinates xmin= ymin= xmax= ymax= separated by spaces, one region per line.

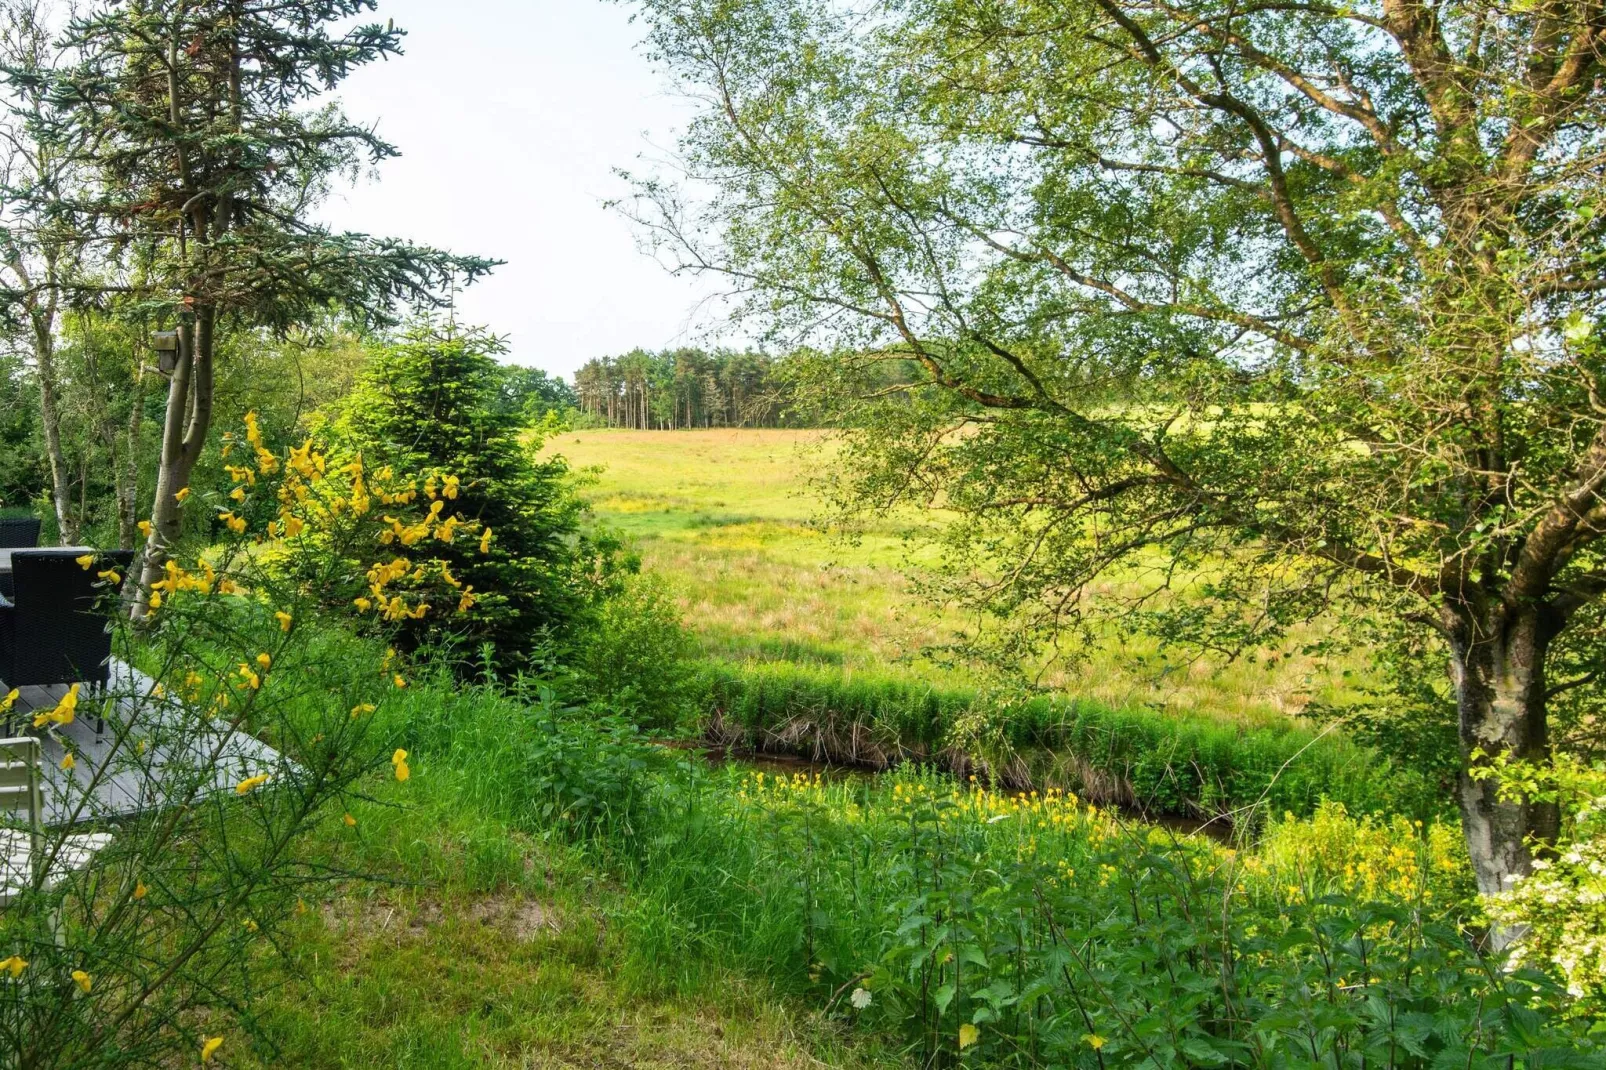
xmin=0 ymin=736 xmax=111 ymax=906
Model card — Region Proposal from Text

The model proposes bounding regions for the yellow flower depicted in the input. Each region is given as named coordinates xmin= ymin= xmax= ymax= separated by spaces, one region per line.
xmin=201 ymin=1036 xmax=224 ymax=1062
xmin=235 ymin=774 xmax=270 ymax=795
xmin=456 ymin=588 xmax=476 ymax=614
xmin=282 ymin=514 xmax=305 ymax=538
xmin=138 ymin=519 xmax=152 ymax=538
xmin=147 ymin=590 xmax=162 ymax=611
xmin=343 ymin=812 xmax=357 ymax=827
xmin=237 ymin=664 xmax=260 ymax=690
xmin=393 ymin=675 xmax=407 ymax=690
xmin=133 ymin=881 xmax=147 ymax=900
xmin=0 ymin=955 xmax=26 ymax=979
xmin=71 ymin=970 xmax=91 ymax=993
xmin=350 ymin=703 xmax=375 ymax=719
xmin=60 ymin=753 xmax=74 ymax=771
xmin=353 ymin=597 xmax=372 ymax=613
xmin=97 ymin=569 xmax=120 ymax=584
xmin=220 ymin=512 xmax=247 ymax=535
xmin=75 ymin=554 xmax=94 ymax=569
xmin=229 ymin=486 xmax=246 ymax=502
xmin=1082 ymin=1034 xmax=1106 ymax=1051
xmin=174 ymin=487 xmax=190 ymax=503
xmin=392 ymin=748 xmax=410 ymax=782
xmin=478 ymin=527 xmax=493 ymax=554
xmin=33 ymin=684 xmax=79 ymax=729
xmin=275 ymin=611 xmax=293 ymax=632
xmin=0 ymin=690 xmax=17 ymax=713
xmin=442 ymin=475 xmax=460 ymax=500
xmin=959 ymin=1024 xmax=979 ymax=1050
xmin=256 ymin=653 xmax=272 ymax=671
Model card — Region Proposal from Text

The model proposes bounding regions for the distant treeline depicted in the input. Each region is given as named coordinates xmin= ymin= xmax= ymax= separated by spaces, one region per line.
xmin=572 ymin=348 xmax=803 ymax=430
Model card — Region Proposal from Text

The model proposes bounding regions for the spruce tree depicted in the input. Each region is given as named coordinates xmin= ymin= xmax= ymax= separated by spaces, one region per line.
xmin=335 ymin=325 xmax=619 ymax=667
xmin=8 ymin=0 xmax=493 ymax=602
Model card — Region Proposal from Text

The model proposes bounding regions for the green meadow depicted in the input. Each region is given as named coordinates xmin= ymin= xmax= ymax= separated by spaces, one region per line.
xmin=551 ymin=429 xmax=1366 ymax=728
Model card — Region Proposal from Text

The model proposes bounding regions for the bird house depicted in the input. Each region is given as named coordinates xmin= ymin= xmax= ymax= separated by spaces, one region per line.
xmin=152 ymin=330 xmax=180 ymax=375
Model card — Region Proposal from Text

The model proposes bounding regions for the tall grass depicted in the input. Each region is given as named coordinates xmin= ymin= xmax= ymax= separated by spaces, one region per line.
xmin=357 ymin=668 xmax=1590 ymax=1068
xmin=549 ymin=429 xmax=1370 ymax=722
xmin=693 ymin=662 xmax=1435 ymax=822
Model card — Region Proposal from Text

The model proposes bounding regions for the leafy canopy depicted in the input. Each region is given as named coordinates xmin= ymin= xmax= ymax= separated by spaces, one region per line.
xmin=624 ymin=0 xmax=1606 ymax=740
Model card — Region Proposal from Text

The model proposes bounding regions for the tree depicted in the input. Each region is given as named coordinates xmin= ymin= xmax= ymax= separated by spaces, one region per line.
xmin=624 ymin=0 xmax=1606 ymax=915
xmin=11 ymin=0 xmax=491 ymax=602
xmin=570 ymin=347 xmax=800 ymax=428
xmin=0 ymin=0 xmax=82 ymax=543
xmin=493 ymin=364 xmax=576 ymax=423
xmin=331 ymin=325 xmax=623 ymax=669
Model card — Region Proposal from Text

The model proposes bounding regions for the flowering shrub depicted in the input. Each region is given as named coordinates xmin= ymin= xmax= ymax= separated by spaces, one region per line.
xmin=323 ymin=325 xmax=630 ymax=670
xmin=1479 ymin=755 xmax=1606 ymax=1010
xmin=0 ymin=414 xmax=441 ymax=1065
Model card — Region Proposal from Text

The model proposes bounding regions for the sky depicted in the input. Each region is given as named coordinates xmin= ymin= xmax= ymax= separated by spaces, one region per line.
xmin=318 ymin=0 xmax=723 ymax=379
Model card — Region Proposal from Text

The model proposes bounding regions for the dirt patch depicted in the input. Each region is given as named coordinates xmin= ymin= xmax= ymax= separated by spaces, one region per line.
xmin=320 ymin=889 xmax=560 ymax=944
xmin=464 ymin=895 xmax=559 ymax=940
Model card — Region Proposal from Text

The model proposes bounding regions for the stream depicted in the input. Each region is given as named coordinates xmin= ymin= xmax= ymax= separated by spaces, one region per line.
xmin=654 ymin=740 xmax=1233 ymax=841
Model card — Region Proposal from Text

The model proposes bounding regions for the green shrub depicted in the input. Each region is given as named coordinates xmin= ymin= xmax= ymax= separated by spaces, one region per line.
xmin=324 ymin=324 xmax=629 ymax=670
xmin=570 ymin=572 xmax=697 ymax=728
xmin=405 ymin=702 xmax=1593 ymax=1066
xmin=1479 ymin=754 xmax=1606 ymax=1013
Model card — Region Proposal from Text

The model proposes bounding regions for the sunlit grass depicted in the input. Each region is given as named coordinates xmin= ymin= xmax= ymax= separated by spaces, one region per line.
xmin=547 ymin=429 xmax=1370 ymax=726
xmin=241 ymin=767 xmax=897 ymax=1069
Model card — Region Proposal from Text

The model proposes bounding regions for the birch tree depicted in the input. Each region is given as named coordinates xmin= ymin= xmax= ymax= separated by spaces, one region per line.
xmin=625 ymin=0 xmax=1606 ymax=921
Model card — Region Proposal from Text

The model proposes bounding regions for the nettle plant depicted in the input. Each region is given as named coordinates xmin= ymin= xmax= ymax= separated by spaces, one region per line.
xmin=0 ymin=414 xmax=479 ymax=1065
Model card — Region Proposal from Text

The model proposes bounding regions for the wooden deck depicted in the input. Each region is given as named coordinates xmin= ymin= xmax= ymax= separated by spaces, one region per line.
xmin=4 ymin=660 xmax=288 ymax=827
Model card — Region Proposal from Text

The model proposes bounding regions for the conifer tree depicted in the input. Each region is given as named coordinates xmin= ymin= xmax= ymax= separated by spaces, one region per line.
xmin=335 ymin=325 xmax=621 ymax=668
xmin=8 ymin=0 xmax=493 ymax=600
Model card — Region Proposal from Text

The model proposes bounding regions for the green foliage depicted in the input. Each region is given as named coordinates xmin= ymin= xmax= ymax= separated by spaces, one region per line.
xmin=329 ymin=324 xmax=629 ymax=669
xmin=0 ymin=444 xmax=424 ymax=1066
xmin=693 ymin=662 xmax=1433 ymax=822
xmin=0 ymin=354 xmax=43 ymax=513
xmin=492 ymin=364 xmax=577 ymax=423
xmin=1478 ymin=754 xmax=1606 ymax=1012
xmin=573 ymin=347 xmax=803 ymax=429
xmin=569 ymin=571 xmax=697 ymax=726
xmin=622 ymin=0 xmax=1606 ymax=896
xmin=399 ymin=695 xmax=1593 ymax=1066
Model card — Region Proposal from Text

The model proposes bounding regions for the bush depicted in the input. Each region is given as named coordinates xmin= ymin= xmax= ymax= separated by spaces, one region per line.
xmin=570 ymin=572 xmax=697 ymax=728
xmin=325 ymin=324 xmax=629 ymax=669
xmin=0 ymin=426 xmax=423 ymax=1066
xmin=1479 ymin=754 xmax=1606 ymax=1012
xmin=419 ymin=713 xmax=1595 ymax=1066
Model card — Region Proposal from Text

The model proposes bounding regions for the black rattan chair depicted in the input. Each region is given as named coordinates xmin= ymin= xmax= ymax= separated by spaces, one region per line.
xmin=0 ymin=516 xmax=41 ymax=600
xmin=0 ymin=516 xmax=41 ymax=550
xmin=0 ymin=549 xmax=133 ymax=735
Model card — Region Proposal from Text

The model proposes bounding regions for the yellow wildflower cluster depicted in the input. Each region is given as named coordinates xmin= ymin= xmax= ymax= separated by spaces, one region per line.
xmin=730 ymin=769 xmax=1102 ymax=847
xmin=1253 ymin=802 xmax=1470 ymax=907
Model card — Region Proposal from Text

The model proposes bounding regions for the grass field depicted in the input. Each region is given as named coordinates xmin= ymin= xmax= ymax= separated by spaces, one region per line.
xmin=548 ymin=429 xmax=1366 ymax=726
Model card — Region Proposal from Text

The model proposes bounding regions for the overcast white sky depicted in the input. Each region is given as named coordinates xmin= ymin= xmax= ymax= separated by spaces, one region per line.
xmin=319 ymin=0 xmax=722 ymax=379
